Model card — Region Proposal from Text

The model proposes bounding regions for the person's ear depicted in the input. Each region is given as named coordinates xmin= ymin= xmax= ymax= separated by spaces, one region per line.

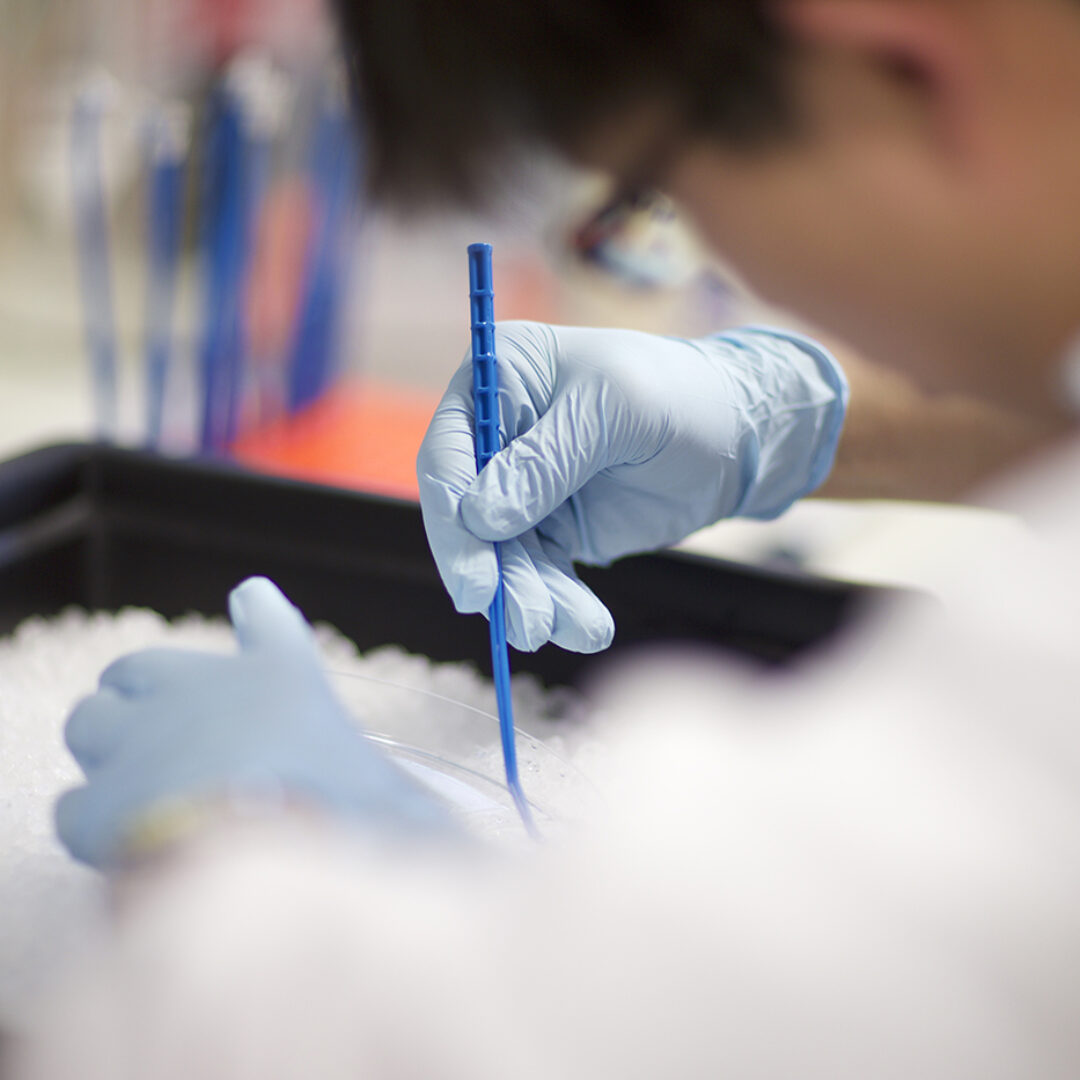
xmin=769 ymin=0 xmax=988 ymax=163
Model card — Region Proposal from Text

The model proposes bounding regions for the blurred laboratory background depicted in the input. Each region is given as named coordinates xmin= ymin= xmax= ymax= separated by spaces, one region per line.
xmin=0 ymin=0 xmax=1019 ymax=590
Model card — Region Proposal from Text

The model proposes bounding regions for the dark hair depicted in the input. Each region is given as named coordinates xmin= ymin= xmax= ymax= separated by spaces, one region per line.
xmin=333 ymin=0 xmax=796 ymax=207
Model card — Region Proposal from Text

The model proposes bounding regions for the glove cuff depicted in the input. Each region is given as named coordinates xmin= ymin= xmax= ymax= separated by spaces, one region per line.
xmin=711 ymin=326 xmax=849 ymax=521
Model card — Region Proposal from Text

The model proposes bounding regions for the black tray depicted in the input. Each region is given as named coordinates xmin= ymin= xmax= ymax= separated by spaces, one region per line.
xmin=0 ymin=443 xmax=877 ymax=685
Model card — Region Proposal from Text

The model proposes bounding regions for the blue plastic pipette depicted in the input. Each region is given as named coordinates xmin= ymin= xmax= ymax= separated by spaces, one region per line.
xmin=144 ymin=107 xmax=187 ymax=449
xmin=286 ymin=88 xmax=359 ymax=414
xmin=468 ymin=242 xmax=538 ymax=838
xmin=198 ymin=86 xmax=250 ymax=454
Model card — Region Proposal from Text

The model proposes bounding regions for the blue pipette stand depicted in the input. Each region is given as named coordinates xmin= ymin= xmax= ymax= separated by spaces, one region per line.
xmin=468 ymin=243 xmax=537 ymax=837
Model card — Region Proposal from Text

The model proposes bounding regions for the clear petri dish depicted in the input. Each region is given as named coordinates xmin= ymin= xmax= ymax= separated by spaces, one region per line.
xmin=328 ymin=670 xmax=599 ymax=843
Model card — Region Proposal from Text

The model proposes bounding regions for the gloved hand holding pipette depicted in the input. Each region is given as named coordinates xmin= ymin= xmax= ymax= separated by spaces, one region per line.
xmin=56 ymin=577 xmax=456 ymax=870
xmin=418 ymin=321 xmax=848 ymax=654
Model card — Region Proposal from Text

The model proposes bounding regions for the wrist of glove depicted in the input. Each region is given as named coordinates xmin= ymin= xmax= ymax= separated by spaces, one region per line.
xmin=417 ymin=321 xmax=848 ymax=655
xmin=56 ymin=578 xmax=457 ymax=871
xmin=694 ymin=325 xmax=849 ymax=521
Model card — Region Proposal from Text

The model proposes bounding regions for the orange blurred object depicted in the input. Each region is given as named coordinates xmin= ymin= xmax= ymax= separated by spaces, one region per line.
xmin=231 ymin=379 xmax=439 ymax=500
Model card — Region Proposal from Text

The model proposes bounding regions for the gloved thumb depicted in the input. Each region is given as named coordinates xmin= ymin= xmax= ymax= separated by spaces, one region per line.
xmin=460 ymin=394 xmax=605 ymax=541
xmin=229 ymin=577 xmax=317 ymax=658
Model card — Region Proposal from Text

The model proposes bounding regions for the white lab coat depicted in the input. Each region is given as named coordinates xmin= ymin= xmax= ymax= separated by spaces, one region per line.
xmin=14 ymin=439 xmax=1080 ymax=1080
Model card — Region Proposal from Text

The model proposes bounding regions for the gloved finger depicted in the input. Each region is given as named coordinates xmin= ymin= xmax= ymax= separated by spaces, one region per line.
xmin=527 ymin=533 xmax=615 ymax=653
xmin=99 ymin=647 xmax=211 ymax=696
xmin=417 ymin=471 xmax=499 ymax=615
xmin=459 ymin=391 xmax=609 ymax=542
xmin=229 ymin=577 xmax=318 ymax=659
xmin=54 ymin=783 xmax=111 ymax=869
xmin=64 ymin=689 xmax=134 ymax=773
xmin=496 ymin=536 xmax=555 ymax=651
xmin=415 ymin=367 xmax=507 ymax=614
xmin=415 ymin=364 xmax=478 ymax=500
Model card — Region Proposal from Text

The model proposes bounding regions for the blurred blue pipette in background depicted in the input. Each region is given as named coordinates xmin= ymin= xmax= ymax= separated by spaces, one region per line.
xmin=197 ymin=86 xmax=246 ymax=454
xmin=286 ymin=81 xmax=360 ymax=414
xmin=72 ymin=83 xmax=119 ymax=440
xmin=144 ymin=105 xmax=188 ymax=449
xmin=198 ymin=70 xmax=271 ymax=455
xmin=468 ymin=243 xmax=538 ymax=838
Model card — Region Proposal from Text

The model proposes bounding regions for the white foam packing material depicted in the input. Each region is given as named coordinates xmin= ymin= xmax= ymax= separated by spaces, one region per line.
xmin=0 ymin=607 xmax=601 ymax=1031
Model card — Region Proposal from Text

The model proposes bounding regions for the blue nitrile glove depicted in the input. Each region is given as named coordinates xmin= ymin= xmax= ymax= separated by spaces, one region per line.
xmin=56 ymin=577 xmax=455 ymax=869
xmin=417 ymin=321 xmax=848 ymax=654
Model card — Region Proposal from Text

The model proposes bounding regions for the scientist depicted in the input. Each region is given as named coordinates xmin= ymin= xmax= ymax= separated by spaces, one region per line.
xmin=21 ymin=0 xmax=1080 ymax=1076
